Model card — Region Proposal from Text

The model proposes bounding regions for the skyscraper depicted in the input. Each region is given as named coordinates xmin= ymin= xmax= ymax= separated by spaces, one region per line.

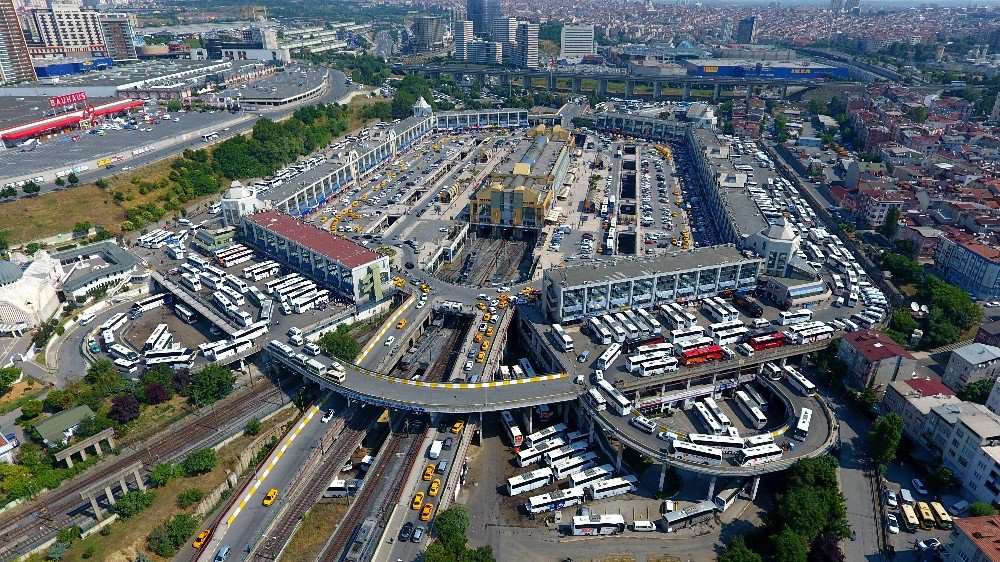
xmin=830 ymin=0 xmax=844 ymax=12
xmin=560 ymin=23 xmax=595 ymax=62
xmin=467 ymin=0 xmax=501 ymax=37
xmin=719 ymin=17 xmax=734 ymax=41
xmin=99 ymin=12 xmax=138 ymax=61
xmin=513 ymin=21 xmax=538 ymax=68
xmin=412 ymin=15 xmax=447 ymax=53
xmin=735 ymin=16 xmax=757 ymax=44
xmin=483 ymin=0 xmax=501 ymax=37
xmin=492 ymin=16 xmax=517 ymax=62
xmin=0 ymin=0 xmax=35 ymax=84
xmin=29 ymin=4 xmax=107 ymax=55
xmin=453 ymin=19 xmax=473 ymax=60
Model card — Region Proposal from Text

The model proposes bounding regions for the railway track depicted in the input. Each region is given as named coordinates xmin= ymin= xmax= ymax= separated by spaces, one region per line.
xmin=0 ymin=379 xmax=290 ymax=560
xmin=424 ymin=326 xmax=463 ymax=383
xmin=316 ymin=414 xmax=427 ymax=562
xmin=249 ymin=405 xmax=379 ymax=561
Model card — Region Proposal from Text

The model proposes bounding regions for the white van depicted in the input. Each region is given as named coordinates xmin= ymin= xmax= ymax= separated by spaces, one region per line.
xmin=738 ymin=343 xmax=755 ymax=357
xmin=632 ymin=520 xmax=657 ymax=532
xmin=752 ymin=318 xmax=771 ymax=329
xmin=899 ymin=488 xmax=915 ymax=506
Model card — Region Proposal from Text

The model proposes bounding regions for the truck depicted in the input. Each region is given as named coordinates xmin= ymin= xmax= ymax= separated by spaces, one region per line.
xmin=429 ymin=439 xmax=443 ymax=460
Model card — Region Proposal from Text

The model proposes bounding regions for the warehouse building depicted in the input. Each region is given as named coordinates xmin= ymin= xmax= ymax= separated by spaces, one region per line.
xmin=683 ymin=59 xmax=848 ymax=80
xmin=542 ymin=245 xmax=762 ymax=323
xmin=242 ymin=210 xmax=391 ymax=305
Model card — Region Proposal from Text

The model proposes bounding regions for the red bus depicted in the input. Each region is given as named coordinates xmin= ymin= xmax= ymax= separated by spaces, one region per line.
xmin=680 ymin=345 xmax=724 ymax=365
xmin=747 ymin=331 xmax=786 ymax=352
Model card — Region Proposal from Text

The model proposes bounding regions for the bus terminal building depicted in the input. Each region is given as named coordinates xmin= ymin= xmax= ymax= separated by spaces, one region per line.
xmin=542 ymin=245 xmax=762 ymax=323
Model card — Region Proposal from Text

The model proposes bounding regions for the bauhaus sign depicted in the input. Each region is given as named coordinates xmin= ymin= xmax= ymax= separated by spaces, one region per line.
xmin=48 ymin=91 xmax=88 ymax=109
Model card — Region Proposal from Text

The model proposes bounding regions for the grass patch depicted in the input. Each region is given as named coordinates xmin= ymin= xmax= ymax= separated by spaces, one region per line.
xmin=282 ymin=500 xmax=350 ymax=560
xmin=116 ymin=395 xmax=192 ymax=449
xmin=0 ymin=378 xmax=45 ymax=415
xmin=35 ymin=405 xmax=298 ymax=562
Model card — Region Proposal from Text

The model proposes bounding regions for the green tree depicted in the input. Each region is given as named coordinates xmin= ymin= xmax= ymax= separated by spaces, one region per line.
xmin=869 ymin=413 xmax=904 ymax=464
xmin=72 ymin=221 xmax=92 ymax=236
xmin=929 ymin=465 xmax=955 ymax=491
xmin=22 ymin=182 xmax=40 ymax=194
xmin=55 ymin=525 xmax=81 ymax=544
xmin=245 ymin=417 xmax=261 ymax=436
xmin=20 ymin=399 xmax=43 ymax=420
xmin=142 ymin=364 xmax=175 ymax=398
xmin=958 ymin=378 xmax=993 ymax=404
xmin=889 ymin=309 xmax=919 ymax=336
xmin=54 ymin=177 xmax=65 ymax=187
xmin=189 ymin=363 xmax=235 ymax=406
xmin=719 ymin=536 xmax=762 ymax=562
xmin=180 ymin=447 xmax=217 ymax=476
xmin=877 ymin=206 xmax=901 ymax=239
xmin=808 ymin=532 xmax=846 ymax=562
xmin=43 ymin=389 xmax=76 ymax=412
xmin=907 ymin=106 xmax=928 ymax=123
xmin=85 ymin=359 xmax=123 ymax=396
xmin=67 ymin=172 xmax=79 ymax=185
xmin=167 ymin=100 xmax=183 ymax=112
xmin=969 ymin=502 xmax=997 ymax=517
xmin=114 ymin=490 xmax=155 ymax=519
xmin=46 ymin=541 xmax=69 ymax=561
xmin=807 ymin=98 xmax=827 ymax=115
xmin=146 ymin=513 xmax=198 ymax=557
xmin=771 ymin=526 xmax=809 ymax=562
xmin=149 ymin=462 xmax=177 ymax=487
xmin=177 ymin=488 xmax=204 ymax=508
xmin=434 ymin=504 xmax=471 ymax=552
xmin=0 ymin=365 xmax=21 ymax=392
xmin=317 ymin=324 xmax=361 ymax=363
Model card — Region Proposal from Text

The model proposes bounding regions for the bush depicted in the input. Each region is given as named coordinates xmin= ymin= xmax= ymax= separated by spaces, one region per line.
xmin=108 ymin=393 xmax=141 ymax=423
xmin=177 ymin=488 xmax=204 ymax=509
xmin=56 ymin=525 xmax=81 ymax=544
xmin=82 ymin=545 xmax=95 ymax=559
xmin=969 ymin=502 xmax=997 ymax=517
xmin=245 ymin=417 xmax=261 ymax=436
xmin=46 ymin=541 xmax=69 ymax=560
xmin=146 ymin=513 xmax=198 ymax=557
xmin=99 ymin=525 xmax=111 ymax=536
xmin=144 ymin=381 xmax=169 ymax=405
xmin=189 ymin=364 xmax=235 ymax=406
xmin=180 ymin=448 xmax=217 ymax=476
xmin=149 ymin=462 xmax=177 ymax=487
xmin=20 ymin=399 xmax=43 ymax=420
xmin=317 ymin=325 xmax=361 ymax=362
xmin=115 ymin=490 xmax=156 ymax=519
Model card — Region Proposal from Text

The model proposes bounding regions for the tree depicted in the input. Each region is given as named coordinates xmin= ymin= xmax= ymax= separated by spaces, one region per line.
xmin=245 ymin=417 xmax=261 ymax=436
xmin=719 ymin=536 xmax=762 ymax=562
xmin=67 ymin=173 xmax=79 ymax=185
xmin=85 ymin=359 xmax=123 ymax=396
xmin=146 ymin=513 xmax=198 ymax=557
xmin=434 ymin=505 xmax=471 ymax=553
xmin=969 ymin=502 xmax=997 ymax=517
xmin=143 ymin=365 xmax=175 ymax=398
xmin=20 ymin=399 xmax=43 ymax=420
xmin=167 ymin=100 xmax=183 ymax=112
xmin=189 ymin=363 xmax=235 ymax=406
xmin=771 ymin=526 xmax=809 ymax=562
xmin=114 ymin=490 xmax=155 ymax=519
xmin=54 ymin=177 xmax=65 ymax=187
xmin=177 ymin=488 xmax=204 ymax=508
xmin=72 ymin=221 xmax=92 ymax=236
xmin=929 ymin=465 xmax=955 ymax=491
xmin=109 ymin=393 xmax=141 ymax=423
xmin=808 ymin=533 xmax=846 ymax=562
xmin=317 ymin=325 xmax=361 ymax=362
xmin=180 ymin=447 xmax=217 ymax=476
xmin=22 ymin=182 xmax=40 ymax=194
xmin=46 ymin=541 xmax=69 ymax=561
xmin=149 ymin=462 xmax=177 ymax=487
xmin=0 ymin=365 xmax=21 ymax=392
xmin=877 ymin=206 xmax=901 ymax=239
xmin=958 ymin=378 xmax=993 ymax=404
xmin=144 ymin=381 xmax=169 ymax=405
xmin=43 ymin=389 xmax=76 ymax=412
xmin=869 ymin=413 xmax=904 ymax=464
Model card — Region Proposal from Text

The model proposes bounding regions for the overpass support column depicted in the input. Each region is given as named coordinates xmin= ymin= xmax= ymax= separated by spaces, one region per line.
xmin=499 ymin=74 xmax=510 ymax=87
xmin=625 ymin=80 xmax=635 ymax=98
xmin=682 ymin=84 xmax=691 ymax=101
xmin=133 ymin=467 xmax=146 ymax=491
xmin=615 ymin=439 xmax=624 ymax=473
xmin=524 ymin=409 xmax=533 ymax=435
xmin=781 ymin=85 xmax=789 ymax=100
xmin=658 ymin=462 xmax=668 ymax=492
xmin=562 ymin=404 xmax=570 ymax=425
xmin=598 ymin=79 xmax=608 ymax=97
xmin=713 ymin=84 xmax=721 ymax=102
xmin=750 ymin=476 xmax=760 ymax=500
xmin=779 ymin=357 xmax=787 ymax=368
xmin=119 ymin=476 xmax=129 ymax=494
xmin=88 ymin=494 xmax=104 ymax=520
xmin=104 ymin=486 xmax=116 ymax=506
xmin=521 ymin=75 xmax=531 ymax=89
xmin=547 ymin=73 xmax=556 ymax=91
xmin=653 ymin=82 xmax=663 ymax=99
xmin=706 ymin=476 xmax=717 ymax=500
xmin=572 ymin=77 xmax=582 ymax=93
xmin=746 ymin=86 xmax=753 ymax=101
xmin=588 ymin=417 xmax=595 ymax=444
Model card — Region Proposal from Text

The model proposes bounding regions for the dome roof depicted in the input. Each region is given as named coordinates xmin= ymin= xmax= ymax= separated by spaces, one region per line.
xmin=0 ymin=260 xmax=23 ymax=286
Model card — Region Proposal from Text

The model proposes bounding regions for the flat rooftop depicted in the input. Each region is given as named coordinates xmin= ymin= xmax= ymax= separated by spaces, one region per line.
xmin=30 ymin=59 xmax=233 ymax=88
xmin=246 ymin=210 xmax=381 ymax=268
xmin=686 ymin=59 xmax=840 ymax=69
xmin=237 ymin=66 xmax=328 ymax=102
xmin=546 ymin=245 xmax=757 ymax=288
xmin=692 ymin=128 xmax=769 ymax=238
xmin=0 ymin=95 xmax=113 ymax=128
xmin=493 ymin=135 xmax=566 ymax=178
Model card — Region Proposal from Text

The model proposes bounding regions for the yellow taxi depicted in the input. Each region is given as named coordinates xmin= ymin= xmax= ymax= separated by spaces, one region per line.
xmin=263 ymin=488 xmax=279 ymax=506
xmin=420 ymin=502 xmax=435 ymax=521
xmin=451 ymin=421 xmax=464 ymax=434
xmin=423 ymin=465 xmax=435 ymax=480
xmin=429 ymin=478 xmax=441 ymax=497
xmin=193 ymin=530 xmax=211 ymax=549
xmin=476 ymin=302 xmax=486 ymax=310
xmin=672 ymin=211 xmax=679 ymax=217
xmin=485 ymin=326 xmax=494 ymax=337
xmin=673 ymin=189 xmax=680 ymax=196
xmin=396 ymin=319 xmax=407 ymax=329
xmin=480 ymin=340 xmax=490 ymax=351
xmin=476 ymin=351 xmax=486 ymax=363
xmin=474 ymin=332 xmax=484 ymax=343
xmin=411 ymin=491 xmax=425 ymax=510
xmin=483 ymin=313 xmax=491 ymax=322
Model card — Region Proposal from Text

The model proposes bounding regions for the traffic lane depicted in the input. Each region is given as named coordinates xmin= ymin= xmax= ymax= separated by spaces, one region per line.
xmin=208 ymin=395 xmax=345 ymax=558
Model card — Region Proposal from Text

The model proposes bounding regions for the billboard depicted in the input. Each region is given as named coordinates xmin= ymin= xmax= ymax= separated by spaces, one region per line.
xmin=48 ymin=92 xmax=87 ymax=109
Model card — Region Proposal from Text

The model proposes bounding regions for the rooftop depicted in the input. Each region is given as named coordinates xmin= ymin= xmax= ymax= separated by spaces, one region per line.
xmin=685 ymin=58 xmax=841 ymax=70
xmin=245 ymin=210 xmax=381 ymax=269
xmin=546 ymin=245 xmax=760 ymax=288
xmin=902 ymin=377 xmax=955 ymax=397
xmin=33 ymin=405 xmax=94 ymax=445
xmin=952 ymin=342 xmax=1000 ymax=366
xmin=53 ymin=241 xmax=138 ymax=293
xmin=842 ymin=330 xmax=915 ymax=362
xmin=954 ymin=516 xmax=1000 ymax=561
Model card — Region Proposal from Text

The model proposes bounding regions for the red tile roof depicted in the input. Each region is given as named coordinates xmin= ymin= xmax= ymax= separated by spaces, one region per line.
xmin=843 ymin=330 xmax=915 ymax=362
xmin=955 ymin=517 xmax=1000 ymax=562
xmin=903 ymin=377 xmax=954 ymax=397
xmin=246 ymin=210 xmax=381 ymax=269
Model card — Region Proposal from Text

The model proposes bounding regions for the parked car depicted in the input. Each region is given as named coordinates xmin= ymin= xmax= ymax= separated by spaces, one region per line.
xmin=886 ymin=513 xmax=899 ymax=534
xmin=912 ymin=478 xmax=929 ymax=495
xmin=917 ymin=538 xmax=941 ymax=551
xmin=884 ymin=489 xmax=898 ymax=508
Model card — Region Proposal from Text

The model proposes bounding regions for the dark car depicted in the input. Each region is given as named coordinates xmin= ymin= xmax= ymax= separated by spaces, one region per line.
xmin=399 ymin=522 xmax=414 ymax=542
xmin=443 ymin=437 xmax=454 ymax=450
xmin=405 ymin=262 xmax=414 ymax=269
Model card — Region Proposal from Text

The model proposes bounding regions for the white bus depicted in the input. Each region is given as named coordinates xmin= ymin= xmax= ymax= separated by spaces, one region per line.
xmin=597 ymin=379 xmax=632 ymax=416
xmin=762 ymin=362 xmax=783 ymax=381
xmin=702 ymin=397 xmax=731 ymax=428
xmin=544 ymin=442 xmax=589 ymax=467
xmin=596 ymin=343 xmax=622 ymax=370
xmin=794 ymin=408 xmax=812 ymax=441
xmin=587 ymin=317 xmax=612 ymax=345
xmin=736 ymin=443 xmax=783 ymax=467
xmin=113 ymin=357 xmax=140 ymax=374
xmin=100 ymin=312 xmax=128 ymax=334
xmin=623 ymin=310 xmax=651 ymax=337
xmin=108 ymin=343 xmax=139 ymax=362
xmin=525 ymin=486 xmax=586 ymax=514
xmin=795 ymin=325 xmax=835 ymax=345
xmin=501 ymin=410 xmax=524 ymax=448
xmin=713 ymin=478 xmax=750 ymax=512
xmin=525 ymin=423 xmax=567 ymax=448
xmin=565 ymin=431 xmax=588 ymax=445
xmin=507 ymin=467 xmax=553 ymax=495
xmin=144 ymin=348 xmax=195 ymax=369
xmin=713 ymin=326 xmax=750 ymax=346
xmin=693 ymin=402 xmax=724 ymax=435
xmin=673 ymin=336 xmax=714 ymax=356
xmin=553 ymin=452 xmax=599 ymax=480
xmin=603 ymin=317 xmax=627 ymax=343
xmin=706 ymin=320 xmax=745 ymax=337
xmin=626 ymin=351 xmax=667 ymax=372
xmin=778 ymin=309 xmax=814 ymax=326
xmin=663 ymin=500 xmax=717 ymax=533
xmin=552 ymin=324 xmax=574 ymax=352
xmin=831 ymin=274 xmax=845 ymax=296
xmin=670 ymin=326 xmax=706 ymax=344
xmin=218 ymin=248 xmax=254 ymax=268
xmin=659 ymin=303 xmax=696 ymax=329
xmin=688 ymin=433 xmax=744 ymax=453
xmin=784 ymin=366 xmax=816 ymax=396
xmin=635 ymin=308 xmax=661 ymax=333
xmin=517 ymin=438 xmax=566 ymax=467
xmin=180 ymin=273 xmax=202 ymax=292
xmin=671 ymin=440 xmax=723 ymax=467
xmin=735 ymin=391 xmax=767 ymax=430
xmin=174 ymin=303 xmax=197 ymax=324
xmin=636 ymin=342 xmax=673 ymax=355
xmin=587 ymin=476 xmax=638 ymax=500
xmin=519 ymin=358 xmax=538 ymax=378
xmin=143 ymin=324 xmax=170 ymax=351
xmin=613 ymin=313 xmax=639 ymax=340
xmin=639 ymin=357 xmax=679 ymax=377
xmin=570 ymin=514 xmax=626 ymax=536
xmin=702 ymin=297 xmax=740 ymax=323
xmin=569 ymin=464 xmax=614 ymax=489
xmin=743 ymin=433 xmax=775 ymax=449
xmin=266 ymin=339 xmax=296 ymax=359
xmin=587 ymin=388 xmax=607 ymax=411
xmin=630 ymin=415 xmax=657 ymax=434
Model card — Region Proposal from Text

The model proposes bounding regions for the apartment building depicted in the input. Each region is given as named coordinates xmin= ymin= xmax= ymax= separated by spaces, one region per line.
xmin=837 ymin=330 xmax=917 ymax=391
xmin=512 ymin=21 xmax=538 ymax=68
xmin=560 ymin=24 xmax=595 ymax=62
xmin=944 ymin=343 xmax=1000 ymax=393
xmin=934 ymin=235 xmax=1000 ymax=301
xmin=882 ymin=378 xmax=959 ymax=446
xmin=29 ymin=5 xmax=107 ymax=57
xmin=0 ymin=0 xmax=36 ymax=84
